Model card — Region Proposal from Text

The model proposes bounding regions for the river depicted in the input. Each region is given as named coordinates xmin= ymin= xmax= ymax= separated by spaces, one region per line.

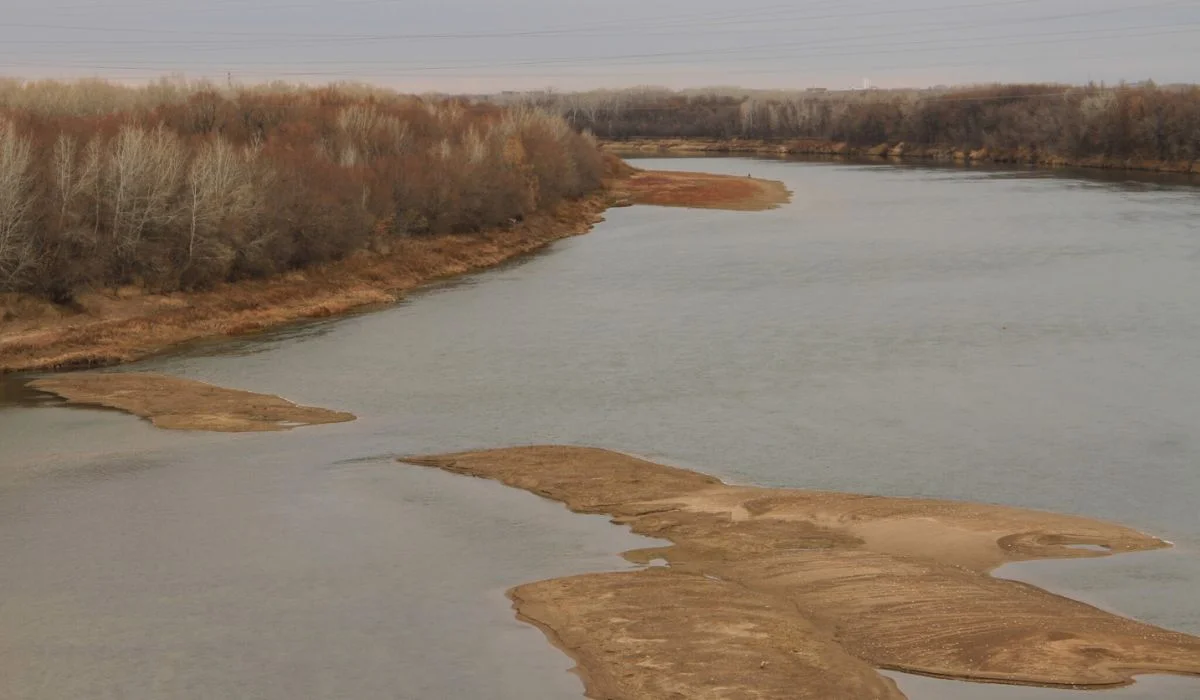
xmin=2 ymin=157 xmax=1199 ymax=698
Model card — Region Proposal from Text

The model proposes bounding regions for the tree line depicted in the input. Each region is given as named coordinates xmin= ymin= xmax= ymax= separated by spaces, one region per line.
xmin=0 ymin=80 xmax=604 ymax=301
xmin=515 ymin=83 xmax=1200 ymax=163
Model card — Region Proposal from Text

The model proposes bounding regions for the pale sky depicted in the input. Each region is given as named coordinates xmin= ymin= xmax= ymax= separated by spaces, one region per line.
xmin=2 ymin=0 xmax=1197 ymax=91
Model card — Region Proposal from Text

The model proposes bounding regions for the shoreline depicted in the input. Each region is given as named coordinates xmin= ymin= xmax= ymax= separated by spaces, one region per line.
xmin=402 ymin=446 xmax=1200 ymax=700
xmin=0 ymin=167 xmax=790 ymax=375
xmin=0 ymin=196 xmax=608 ymax=375
xmin=604 ymin=138 xmax=1200 ymax=176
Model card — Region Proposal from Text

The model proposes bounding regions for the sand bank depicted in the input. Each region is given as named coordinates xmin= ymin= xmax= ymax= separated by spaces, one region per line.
xmin=403 ymin=446 xmax=1200 ymax=699
xmin=29 ymin=372 xmax=354 ymax=432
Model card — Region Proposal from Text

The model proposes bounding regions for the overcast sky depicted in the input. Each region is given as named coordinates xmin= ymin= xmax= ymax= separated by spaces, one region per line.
xmin=2 ymin=0 xmax=1197 ymax=91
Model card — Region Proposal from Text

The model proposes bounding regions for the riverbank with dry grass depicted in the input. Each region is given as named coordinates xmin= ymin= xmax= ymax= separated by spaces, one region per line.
xmin=0 ymin=195 xmax=606 ymax=374
xmin=606 ymin=138 xmax=1200 ymax=175
xmin=610 ymin=169 xmax=790 ymax=211
xmin=29 ymin=373 xmax=354 ymax=431
xmin=403 ymin=446 xmax=1200 ymax=700
xmin=0 ymin=167 xmax=789 ymax=375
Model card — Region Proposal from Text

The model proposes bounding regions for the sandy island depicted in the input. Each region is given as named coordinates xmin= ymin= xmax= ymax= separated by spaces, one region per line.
xmin=0 ymin=167 xmax=790 ymax=375
xmin=402 ymin=446 xmax=1200 ymax=699
xmin=29 ymin=372 xmax=354 ymax=432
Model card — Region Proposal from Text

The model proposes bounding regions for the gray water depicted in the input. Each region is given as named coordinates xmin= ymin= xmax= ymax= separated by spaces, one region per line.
xmin=2 ymin=157 xmax=1199 ymax=699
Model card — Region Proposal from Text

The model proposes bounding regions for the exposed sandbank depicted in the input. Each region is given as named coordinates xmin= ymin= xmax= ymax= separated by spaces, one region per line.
xmin=29 ymin=372 xmax=354 ymax=432
xmin=402 ymin=446 xmax=1200 ymax=699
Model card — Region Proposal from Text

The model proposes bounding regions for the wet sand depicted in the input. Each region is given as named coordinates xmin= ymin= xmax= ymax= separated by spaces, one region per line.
xmin=29 ymin=372 xmax=355 ymax=432
xmin=402 ymin=446 xmax=1200 ymax=699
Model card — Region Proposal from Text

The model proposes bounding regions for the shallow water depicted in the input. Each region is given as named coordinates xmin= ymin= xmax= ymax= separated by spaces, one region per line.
xmin=3 ymin=157 xmax=1200 ymax=698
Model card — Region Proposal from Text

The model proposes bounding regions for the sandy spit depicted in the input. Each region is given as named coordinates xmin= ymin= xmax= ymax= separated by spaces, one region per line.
xmin=402 ymin=446 xmax=1200 ymax=699
xmin=29 ymin=372 xmax=354 ymax=432
xmin=611 ymin=169 xmax=791 ymax=211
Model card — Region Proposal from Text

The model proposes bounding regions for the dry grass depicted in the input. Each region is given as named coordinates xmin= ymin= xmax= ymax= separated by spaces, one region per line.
xmin=0 ymin=163 xmax=790 ymax=374
xmin=403 ymin=446 xmax=1200 ymax=698
xmin=612 ymin=169 xmax=791 ymax=211
xmin=0 ymin=194 xmax=609 ymax=373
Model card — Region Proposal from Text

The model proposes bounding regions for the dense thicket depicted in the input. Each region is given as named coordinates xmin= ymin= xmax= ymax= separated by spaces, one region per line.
xmin=519 ymin=84 xmax=1200 ymax=163
xmin=0 ymin=80 xmax=603 ymax=301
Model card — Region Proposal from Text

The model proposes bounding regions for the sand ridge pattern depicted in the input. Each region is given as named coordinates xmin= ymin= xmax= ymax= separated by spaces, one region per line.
xmin=402 ymin=446 xmax=1200 ymax=699
xmin=30 ymin=372 xmax=354 ymax=432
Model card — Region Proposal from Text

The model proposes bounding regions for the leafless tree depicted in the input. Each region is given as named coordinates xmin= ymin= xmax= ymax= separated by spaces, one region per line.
xmin=106 ymin=124 xmax=185 ymax=273
xmin=183 ymin=136 xmax=258 ymax=279
xmin=0 ymin=119 xmax=38 ymax=289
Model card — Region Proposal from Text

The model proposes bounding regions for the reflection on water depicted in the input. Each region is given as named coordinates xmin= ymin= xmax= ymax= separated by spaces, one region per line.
xmin=3 ymin=157 xmax=1200 ymax=699
xmin=0 ymin=374 xmax=57 ymax=407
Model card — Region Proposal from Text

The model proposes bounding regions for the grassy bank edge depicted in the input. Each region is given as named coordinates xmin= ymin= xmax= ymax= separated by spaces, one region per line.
xmin=0 ymin=163 xmax=793 ymax=375
xmin=0 ymin=192 xmax=612 ymax=374
xmin=605 ymin=138 xmax=1200 ymax=175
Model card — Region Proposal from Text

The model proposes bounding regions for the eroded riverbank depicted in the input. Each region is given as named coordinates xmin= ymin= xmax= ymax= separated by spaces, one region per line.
xmin=403 ymin=446 xmax=1200 ymax=699
xmin=0 ymin=167 xmax=789 ymax=375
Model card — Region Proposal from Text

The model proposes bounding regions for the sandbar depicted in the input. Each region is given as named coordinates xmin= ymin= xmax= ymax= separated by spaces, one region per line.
xmin=30 ymin=372 xmax=354 ymax=432
xmin=402 ymin=446 xmax=1200 ymax=699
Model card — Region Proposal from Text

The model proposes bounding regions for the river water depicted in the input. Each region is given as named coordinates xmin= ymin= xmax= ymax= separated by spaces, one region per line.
xmin=2 ymin=157 xmax=1199 ymax=699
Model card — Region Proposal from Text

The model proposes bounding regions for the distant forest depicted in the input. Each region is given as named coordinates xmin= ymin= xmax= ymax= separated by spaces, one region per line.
xmin=514 ymin=84 xmax=1200 ymax=163
xmin=0 ymin=80 xmax=603 ymax=300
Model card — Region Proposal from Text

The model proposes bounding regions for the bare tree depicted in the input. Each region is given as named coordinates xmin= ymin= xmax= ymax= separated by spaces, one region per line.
xmin=183 ymin=136 xmax=259 ymax=282
xmin=106 ymin=123 xmax=185 ymax=275
xmin=0 ymin=119 xmax=38 ymax=289
xmin=51 ymin=133 xmax=101 ymax=228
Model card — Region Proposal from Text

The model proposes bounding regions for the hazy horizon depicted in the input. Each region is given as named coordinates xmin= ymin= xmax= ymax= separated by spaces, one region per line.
xmin=2 ymin=0 xmax=1197 ymax=92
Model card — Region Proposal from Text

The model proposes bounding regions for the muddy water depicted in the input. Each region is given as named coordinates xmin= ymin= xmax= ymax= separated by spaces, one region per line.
xmin=3 ymin=157 xmax=1200 ymax=699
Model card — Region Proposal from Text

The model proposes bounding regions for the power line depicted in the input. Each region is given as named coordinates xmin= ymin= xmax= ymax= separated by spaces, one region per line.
xmin=4 ymin=21 xmax=1195 ymax=76
xmin=0 ymin=0 xmax=1112 ymax=40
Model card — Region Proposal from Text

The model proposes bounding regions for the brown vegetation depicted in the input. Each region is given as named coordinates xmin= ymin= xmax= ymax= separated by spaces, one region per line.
xmin=0 ymin=195 xmax=608 ymax=373
xmin=515 ymin=84 xmax=1200 ymax=174
xmin=403 ymin=446 xmax=1200 ymax=699
xmin=0 ymin=165 xmax=788 ymax=373
xmin=0 ymin=149 xmax=787 ymax=374
xmin=612 ymin=169 xmax=790 ymax=211
xmin=0 ymin=80 xmax=604 ymax=301
xmin=30 ymin=372 xmax=354 ymax=431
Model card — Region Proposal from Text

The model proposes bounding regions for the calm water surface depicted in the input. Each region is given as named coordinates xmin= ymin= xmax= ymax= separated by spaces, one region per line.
xmin=2 ymin=157 xmax=1199 ymax=699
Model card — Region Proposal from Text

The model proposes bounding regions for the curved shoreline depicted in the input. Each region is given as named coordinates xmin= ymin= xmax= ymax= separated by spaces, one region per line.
xmin=605 ymin=138 xmax=1200 ymax=176
xmin=0 ymin=168 xmax=790 ymax=375
xmin=401 ymin=446 xmax=1200 ymax=700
